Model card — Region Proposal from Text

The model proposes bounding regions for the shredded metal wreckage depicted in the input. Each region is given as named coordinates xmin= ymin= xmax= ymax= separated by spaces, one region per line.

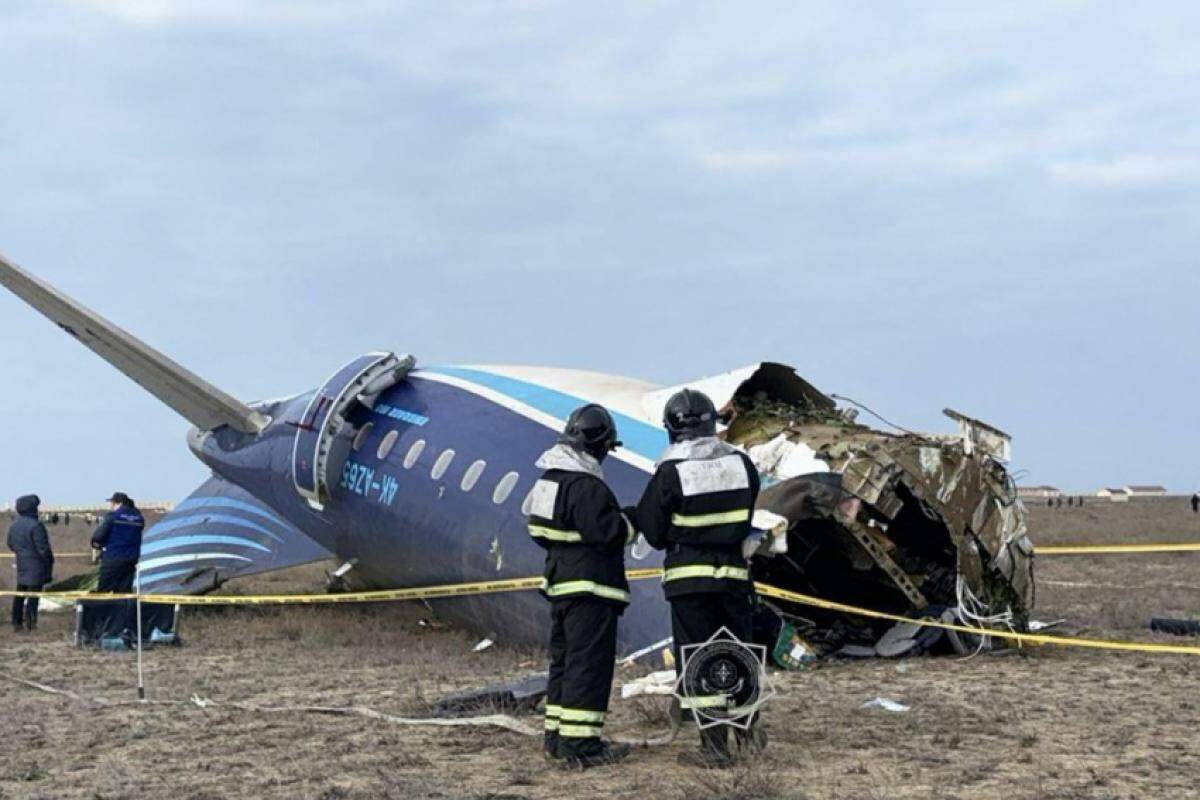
xmin=722 ymin=365 xmax=1035 ymax=661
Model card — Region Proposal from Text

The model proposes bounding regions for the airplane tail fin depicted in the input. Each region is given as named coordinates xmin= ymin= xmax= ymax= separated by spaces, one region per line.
xmin=0 ymin=252 xmax=268 ymax=434
xmin=138 ymin=475 xmax=333 ymax=594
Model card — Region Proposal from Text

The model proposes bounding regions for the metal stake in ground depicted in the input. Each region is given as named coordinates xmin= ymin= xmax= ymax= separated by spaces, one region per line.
xmin=135 ymin=565 xmax=145 ymax=702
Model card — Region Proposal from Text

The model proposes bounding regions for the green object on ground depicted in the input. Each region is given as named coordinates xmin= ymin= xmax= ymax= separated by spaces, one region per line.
xmin=772 ymin=621 xmax=817 ymax=670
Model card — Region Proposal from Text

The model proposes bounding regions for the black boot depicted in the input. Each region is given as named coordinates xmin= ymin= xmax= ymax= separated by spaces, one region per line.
xmin=543 ymin=731 xmax=562 ymax=761
xmin=735 ymin=724 xmax=767 ymax=756
xmin=678 ymin=726 xmax=733 ymax=769
xmin=561 ymin=741 xmax=631 ymax=770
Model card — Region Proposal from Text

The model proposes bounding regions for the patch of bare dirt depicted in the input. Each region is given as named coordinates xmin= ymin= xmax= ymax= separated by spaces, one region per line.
xmin=2 ymin=499 xmax=1199 ymax=798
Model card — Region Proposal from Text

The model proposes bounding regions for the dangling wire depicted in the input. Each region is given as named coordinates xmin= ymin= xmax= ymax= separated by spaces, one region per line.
xmin=828 ymin=394 xmax=919 ymax=436
xmin=954 ymin=575 xmax=1017 ymax=660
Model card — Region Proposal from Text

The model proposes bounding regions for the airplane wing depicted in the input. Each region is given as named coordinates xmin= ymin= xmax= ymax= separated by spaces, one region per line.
xmin=0 ymin=251 xmax=267 ymax=434
xmin=138 ymin=476 xmax=333 ymax=594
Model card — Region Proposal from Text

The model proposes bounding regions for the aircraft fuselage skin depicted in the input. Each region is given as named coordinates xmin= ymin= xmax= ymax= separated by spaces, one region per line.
xmin=187 ymin=367 xmax=673 ymax=657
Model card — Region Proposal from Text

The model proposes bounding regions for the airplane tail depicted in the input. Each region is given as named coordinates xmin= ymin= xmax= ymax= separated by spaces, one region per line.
xmin=0 ymin=252 xmax=267 ymax=434
xmin=137 ymin=475 xmax=332 ymax=594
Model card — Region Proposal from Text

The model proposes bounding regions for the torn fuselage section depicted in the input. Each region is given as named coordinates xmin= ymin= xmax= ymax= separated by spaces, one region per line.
xmin=721 ymin=364 xmax=1035 ymax=659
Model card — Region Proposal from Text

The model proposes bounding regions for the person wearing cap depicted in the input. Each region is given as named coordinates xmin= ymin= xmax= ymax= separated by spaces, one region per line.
xmin=7 ymin=495 xmax=54 ymax=633
xmin=91 ymin=492 xmax=145 ymax=593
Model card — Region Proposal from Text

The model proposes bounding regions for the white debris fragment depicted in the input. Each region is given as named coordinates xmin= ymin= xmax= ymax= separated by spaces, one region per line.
xmin=473 ymin=638 xmax=494 ymax=653
xmin=1028 ymin=619 xmax=1067 ymax=632
xmin=620 ymin=670 xmax=678 ymax=700
xmin=751 ymin=509 xmax=790 ymax=555
xmin=36 ymin=598 xmax=71 ymax=614
xmin=746 ymin=434 xmax=829 ymax=480
xmin=862 ymin=697 xmax=910 ymax=713
xmin=630 ymin=533 xmax=652 ymax=561
xmin=620 ymin=636 xmax=674 ymax=666
xmin=918 ymin=447 xmax=942 ymax=477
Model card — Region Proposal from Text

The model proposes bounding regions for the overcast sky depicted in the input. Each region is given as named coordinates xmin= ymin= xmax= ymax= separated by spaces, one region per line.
xmin=1 ymin=1 xmax=1197 ymax=504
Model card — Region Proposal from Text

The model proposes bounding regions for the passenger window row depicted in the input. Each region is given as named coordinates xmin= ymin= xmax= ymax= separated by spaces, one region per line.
xmin=353 ymin=426 xmax=521 ymax=505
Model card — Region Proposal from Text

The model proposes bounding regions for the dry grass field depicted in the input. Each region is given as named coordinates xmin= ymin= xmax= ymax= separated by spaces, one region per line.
xmin=3 ymin=497 xmax=1200 ymax=799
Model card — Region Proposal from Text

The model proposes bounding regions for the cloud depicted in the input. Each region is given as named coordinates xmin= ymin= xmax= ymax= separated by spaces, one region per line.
xmin=70 ymin=0 xmax=380 ymax=27
xmin=1048 ymin=155 xmax=1200 ymax=188
xmin=3 ymin=1 xmax=1200 ymax=499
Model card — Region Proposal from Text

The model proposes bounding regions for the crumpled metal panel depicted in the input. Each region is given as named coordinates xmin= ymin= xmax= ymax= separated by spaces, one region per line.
xmin=730 ymin=373 xmax=1035 ymax=626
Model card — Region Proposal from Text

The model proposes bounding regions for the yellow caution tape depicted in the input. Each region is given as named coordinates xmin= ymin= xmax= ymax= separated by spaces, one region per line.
xmin=0 ymin=569 xmax=668 ymax=606
xmin=5 ymin=544 xmax=1197 ymax=561
xmin=1035 ymin=543 xmax=1200 ymax=555
xmin=0 ymin=577 xmax=544 ymax=606
xmin=753 ymin=582 xmax=1200 ymax=656
xmin=1 ymin=553 xmax=93 ymax=559
xmin=5 ymin=566 xmax=1200 ymax=656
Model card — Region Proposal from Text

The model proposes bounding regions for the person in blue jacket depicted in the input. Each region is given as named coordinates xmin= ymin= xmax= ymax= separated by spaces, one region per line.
xmin=91 ymin=492 xmax=144 ymax=593
xmin=7 ymin=495 xmax=54 ymax=632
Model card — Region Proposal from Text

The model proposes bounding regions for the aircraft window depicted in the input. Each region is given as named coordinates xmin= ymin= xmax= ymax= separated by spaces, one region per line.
xmin=493 ymin=471 xmax=520 ymax=505
xmin=461 ymin=460 xmax=487 ymax=492
xmin=432 ymin=449 xmax=456 ymax=480
xmin=403 ymin=439 xmax=425 ymax=469
xmin=377 ymin=430 xmax=399 ymax=461
xmin=353 ymin=423 xmax=374 ymax=452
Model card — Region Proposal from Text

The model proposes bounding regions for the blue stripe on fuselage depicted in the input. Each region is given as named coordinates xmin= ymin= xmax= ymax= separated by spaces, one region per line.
xmin=171 ymin=497 xmax=289 ymax=528
xmin=141 ymin=534 xmax=272 ymax=557
xmin=420 ymin=366 xmax=668 ymax=463
xmin=138 ymin=567 xmax=194 ymax=587
xmin=143 ymin=513 xmax=285 ymax=544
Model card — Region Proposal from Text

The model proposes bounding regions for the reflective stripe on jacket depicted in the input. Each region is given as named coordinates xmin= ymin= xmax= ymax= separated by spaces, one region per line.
xmin=632 ymin=443 xmax=761 ymax=598
xmin=527 ymin=469 xmax=632 ymax=607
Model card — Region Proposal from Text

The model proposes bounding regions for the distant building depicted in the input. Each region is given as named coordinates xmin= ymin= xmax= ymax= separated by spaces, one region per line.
xmin=1017 ymin=485 xmax=1063 ymax=499
xmin=1096 ymin=487 xmax=1130 ymax=502
xmin=1123 ymin=485 xmax=1168 ymax=498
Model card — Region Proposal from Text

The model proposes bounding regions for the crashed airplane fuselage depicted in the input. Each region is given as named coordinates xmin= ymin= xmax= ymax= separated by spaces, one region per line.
xmin=0 ymin=255 xmax=1034 ymax=662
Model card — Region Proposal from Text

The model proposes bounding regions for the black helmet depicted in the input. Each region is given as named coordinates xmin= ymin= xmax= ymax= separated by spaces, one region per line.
xmin=663 ymin=389 xmax=718 ymax=443
xmin=559 ymin=404 xmax=621 ymax=461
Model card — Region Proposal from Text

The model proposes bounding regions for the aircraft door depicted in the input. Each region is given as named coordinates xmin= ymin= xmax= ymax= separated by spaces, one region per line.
xmin=291 ymin=352 xmax=415 ymax=509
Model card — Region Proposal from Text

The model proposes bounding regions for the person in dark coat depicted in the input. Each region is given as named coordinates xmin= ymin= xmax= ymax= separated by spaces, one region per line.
xmin=91 ymin=492 xmax=145 ymax=593
xmin=7 ymin=495 xmax=54 ymax=632
xmin=1192 ymin=493 xmax=1199 ymax=514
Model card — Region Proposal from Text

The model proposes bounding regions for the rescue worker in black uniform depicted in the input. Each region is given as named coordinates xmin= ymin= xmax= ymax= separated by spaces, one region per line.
xmin=91 ymin=492 xmax=145 ymax=593
xmin=631 ymin=389 xmax=766 ymax=768
xmin=528 ymin=404 xmax=635 ymax=769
